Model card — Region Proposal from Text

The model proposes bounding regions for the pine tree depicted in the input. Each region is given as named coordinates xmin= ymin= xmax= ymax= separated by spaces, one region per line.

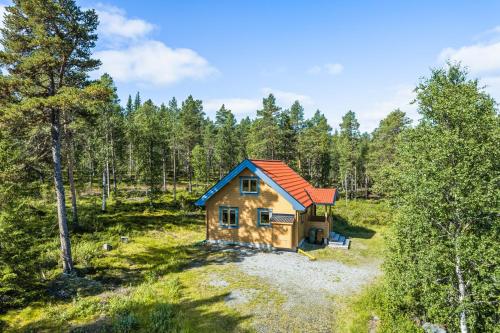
xmin=167 ymin=97 xmax=181 ymax=201
xmin=337 ymin=111 xmax=361 ymax=200
xmin=134 ymin=91 xmax=142 ymax=111
xmin=125 ymin=95 xmax=133 ymax=116
xmin=0 ymin=0 xmax=102 ymax=274
xmin=298 ymin=110 xmax=331 ymax=186
xmin=248 ymin=94 xmax=281 ymax=159
xmin=202 ymin=120 xmax=216 ymax=184
xmin=215 ymin=105 xmax=237 ymax=178
xmin=367 ymin=109 xmax=411 ymax=196
xmin=133 ymin=100 xmax=163 ymax=201
xmin=289 ymin=101 xmax=305 ymax=169
xmin=236 ymin=117 xmax=251 ymax=161
xmin=179 ymin=95 xmax=205 ymax=193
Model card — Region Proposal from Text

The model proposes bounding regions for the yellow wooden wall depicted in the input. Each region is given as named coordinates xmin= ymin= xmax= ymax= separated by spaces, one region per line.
xmin=206 ymin=168 xmax=296 ymax=248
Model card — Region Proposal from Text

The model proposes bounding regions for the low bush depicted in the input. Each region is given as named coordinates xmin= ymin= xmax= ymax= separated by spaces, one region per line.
xmin=72 ymin=240 xmax=101 ymax=268
xmin=148 ymin=303 xmax=177 ymax=333
xmin=112 ymin=312 xmax=139 ymax=333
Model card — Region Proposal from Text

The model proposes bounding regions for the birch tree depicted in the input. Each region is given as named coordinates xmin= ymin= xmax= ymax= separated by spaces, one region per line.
xmin=385 ymin=64 xmax=499 ymax=333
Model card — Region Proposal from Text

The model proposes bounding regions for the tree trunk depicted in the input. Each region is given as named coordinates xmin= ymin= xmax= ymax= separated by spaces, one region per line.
xmin=63 ymin=117 xmax=79 ymax=230
xmin=128 ymin=142 xmax=133 ymax=180
xmin=173 ymin=148 xmax=177 ymax=202
xmin=89 ymin=158 xmax=94 ymax=192
xmin=354 ymin=166 xmax=357 ymax=200
xmin=148 ymin=141 xmax=154 ymax=205
xmin=101 ymin=168 xmax=107 ymax=211
xmin=162 ymin=154 xmax=167 ymax=192
xmin=110 ymin=131 xmax=117 ymax=195
xmin=365 ymin=175 xmax=369 ymax=198
xmin=344 ymin=175 xmax=349 ymax=204
xmin=50 ymin=108 xmax=73 ymax=274
xmin=455 ymin=250 xmax=469 ymax=333
xmin=106 ymin=159 xmax=110 ymax=198
xmin=67 ymin=146 xmax=78 ymax=229
xmin=188 ymin=155 xmax=193 ymax=193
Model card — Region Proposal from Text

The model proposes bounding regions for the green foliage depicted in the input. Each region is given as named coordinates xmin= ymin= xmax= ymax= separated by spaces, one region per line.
xmin=72 ymin=239 xmax=101 ymax=268
xmin=385 ymin=64 xmax=499 ymax=332
xmin=298 ymin=110 xmax=332 ymax=186
xmin=215 ymin=105 xmax=238 ymax=176
xmin=335 ymin=279 xmax=422 ymax=333
xmin=367 ymin=109 xmax=411 ymax=196
xmin=132 ymin=100 xmax=164 ymax=194
xmin=112 ymin=312 xmax=139 ymax=333
xmin=148 ymin=303 xmax=177 ymax=333
xmin=337 ymin=110 xmax=362 ymax=198
xmin=248 ymin=94 xmax=281 ymax=159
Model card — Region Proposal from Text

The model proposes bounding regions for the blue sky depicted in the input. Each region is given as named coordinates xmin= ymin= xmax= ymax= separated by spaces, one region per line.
xmin=1 ymin=1 xmax=499 ymax=131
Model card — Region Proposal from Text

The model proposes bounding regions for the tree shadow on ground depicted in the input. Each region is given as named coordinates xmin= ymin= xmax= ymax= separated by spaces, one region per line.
xmin=19 ymin=292 xmax=251 ymax=333
xmin=331 ymin=214 xmax=376 ymax=239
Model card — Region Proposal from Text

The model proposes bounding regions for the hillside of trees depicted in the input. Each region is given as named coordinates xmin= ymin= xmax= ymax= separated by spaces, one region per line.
xmin=0 ymin=1 xmax=498 ymax=333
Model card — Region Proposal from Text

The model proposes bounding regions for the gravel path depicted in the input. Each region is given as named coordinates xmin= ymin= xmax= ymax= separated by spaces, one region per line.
xmin=236 ymin=250 xmax=381 ymax=305
xmin=204 ymin=246 xmax=382 ymax=332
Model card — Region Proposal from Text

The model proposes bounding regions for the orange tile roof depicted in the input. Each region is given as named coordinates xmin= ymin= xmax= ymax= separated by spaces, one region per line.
xmin=250 ymin=160 xmax=337 ymax=207
xmin=251 ymin=160 xmax=314 ymax=207
xmin=305 ymin=188 xmax=338 ymax=205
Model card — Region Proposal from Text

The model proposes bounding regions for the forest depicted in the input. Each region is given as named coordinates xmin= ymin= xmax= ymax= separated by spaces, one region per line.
xmin=0 ymin=1 xmax=498 ymax=333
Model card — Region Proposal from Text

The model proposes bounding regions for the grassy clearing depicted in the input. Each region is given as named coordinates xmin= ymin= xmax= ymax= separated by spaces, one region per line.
xmin=303 ymin=199 xmax=391 ymax=265
xmin=0 ymin=189 xmax=392 ymax=332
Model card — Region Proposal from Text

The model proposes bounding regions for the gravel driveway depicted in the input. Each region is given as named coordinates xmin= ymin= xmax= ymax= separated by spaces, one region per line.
xmin=236 ymin=250 xmax=381 ymax=303
xmin=206 ymin=246 xmax=382 ymax=332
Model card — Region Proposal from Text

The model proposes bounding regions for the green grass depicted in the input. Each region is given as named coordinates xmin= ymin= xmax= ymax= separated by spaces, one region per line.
xmin=303 ymin=199 xmax=391 ymax=265
xmin=0 ymin=188 xmax=392 ymax=332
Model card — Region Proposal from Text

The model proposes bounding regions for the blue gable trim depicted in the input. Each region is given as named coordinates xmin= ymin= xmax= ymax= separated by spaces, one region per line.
xmin=194 ymin=159 xmax=306 ymax=211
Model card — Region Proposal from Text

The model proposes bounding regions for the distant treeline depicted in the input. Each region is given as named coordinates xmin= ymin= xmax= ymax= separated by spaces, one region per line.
xmin=0 ymin=1 xmax=497 ymax=332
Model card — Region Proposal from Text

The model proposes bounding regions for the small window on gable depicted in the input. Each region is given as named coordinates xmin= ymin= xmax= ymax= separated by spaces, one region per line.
xmin=219 ymin=206 xmax=239 ymax=228
xmin=258 ymin=208 xmax=272 ymax=227
xmin=240 ymin=177 xmax=259 ymax=195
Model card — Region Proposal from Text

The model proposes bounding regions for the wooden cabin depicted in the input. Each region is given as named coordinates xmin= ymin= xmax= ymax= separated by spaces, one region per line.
xmin=195 ymin=159 xmax=339 ymax=250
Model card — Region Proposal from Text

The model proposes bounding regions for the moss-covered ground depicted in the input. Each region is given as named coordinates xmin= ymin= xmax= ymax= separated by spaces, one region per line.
xmin=1 ymin=189 xmax=391 ymax=332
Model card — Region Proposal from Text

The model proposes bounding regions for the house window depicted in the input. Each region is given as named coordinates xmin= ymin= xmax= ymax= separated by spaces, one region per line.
xmin=219 ymin=206 xmax=239 ymax=228
xmin=257 ymin=208 xmax=272 ymax=227
xmin=240 ymin=176 xmax=259 ymax=195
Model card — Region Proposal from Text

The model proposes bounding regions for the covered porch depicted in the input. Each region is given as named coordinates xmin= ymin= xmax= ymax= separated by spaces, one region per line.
xmin=301 ymin=188 xmax=349 ymax=249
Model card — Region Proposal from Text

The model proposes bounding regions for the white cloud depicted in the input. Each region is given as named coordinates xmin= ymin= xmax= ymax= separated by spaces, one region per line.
xmin=357 ymin=85 xmax=417 ymax=132
xmin=439 ymin=42 xmax=500 ymax=74
xmin=93 ymin=4 xmax=217 ymax=86
xmin=438 ymin=26 xmax=500 ymax=102
xmin=325 ymin=63 xmax=344 ymax=75
xmin=204 ymin=88 xmax=313 ymax=118
xmin=261 ymin=87 xmax=313 ymax=107
xmin=204 ymin=98 xmax=261 ymax=115
xmin=96 ymin=5 xmax=153 ymax=40
xmin=307 ymin=63 xmax=343 ymax=75
xmin=306 ymin=65 xmax=322 ymax=75
xmin=0 ymin=4 xmax=6 ymax=29
xmin=95 ymin=40 xmax=217 ymax=85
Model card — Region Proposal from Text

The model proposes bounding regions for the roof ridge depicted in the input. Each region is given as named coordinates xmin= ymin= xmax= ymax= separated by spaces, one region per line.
xmin=249 ymin=159 xmax=285 ymax=162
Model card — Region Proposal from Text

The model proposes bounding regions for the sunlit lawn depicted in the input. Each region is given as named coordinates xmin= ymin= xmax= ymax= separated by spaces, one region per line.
xmin=0 ymin=189 xmax=391 ymax=332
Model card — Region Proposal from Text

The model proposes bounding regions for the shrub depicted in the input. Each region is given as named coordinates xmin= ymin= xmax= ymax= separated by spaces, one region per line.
xmin=148 ymin=303 xmax=177 ymax=333
xmin=72 ymin=240 xmax=100 ymax=267
xmin=112 ymin=313 xmax=139 ymax=333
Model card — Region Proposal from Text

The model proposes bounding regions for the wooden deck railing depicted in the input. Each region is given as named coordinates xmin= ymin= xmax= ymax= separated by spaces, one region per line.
xmin=309 ymin=215 xmax=327 ymax=222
